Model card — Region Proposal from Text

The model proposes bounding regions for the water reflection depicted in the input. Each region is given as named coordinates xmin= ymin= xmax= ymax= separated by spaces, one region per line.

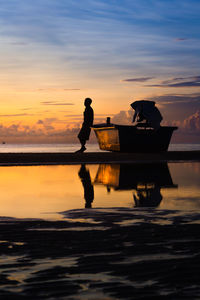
xmin=78 ymin=164 xmax=94 ymax=208
xmin=93 ymin=163 xmax=178 ymax=208
xmin=1 ymin=163 xmax=200 ymax=220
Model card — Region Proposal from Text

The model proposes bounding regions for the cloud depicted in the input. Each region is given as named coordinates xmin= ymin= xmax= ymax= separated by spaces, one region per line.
xmin=65 ymin=113 xmax=115 ymax=118
xmin=44 ymin=125 xmax=55 ymax=131
xmin=41 ymin=101 xmax=74 ymax=106
xmin=183 ymin=110 xmax=200 ymax=131
xmin=1 ymin=108 xmax=200 ymax=144
xmin=146 ymin=94 xmax=200 ymax=122
xmin=0 ymin=113 xmax=34 ymax=117
xmin=37 ymin=88 xmax=80 ymax=92
xmin=121 ymin=77 xmax=154 ymax=83
xmin=10 ymin=41 xmax=29 ymax=45
xmin=111 ymin=110 xmax=133 ymax=125
xmin=63 ymin=89 xmax=80 ymax=91
xmin=147 ymin=76 xmax=200 ymax=88
xmin=20 ymin=108 xmax=33 ymax=111
xmin=43 ymin=118 xmax=58 ymax=123
xmin=36 ymin=117 xmax=68 ymax=127
xmin=161 ymin=82 xmax=200 ymax=88
xmin=162 ymin=76 xmax=200 ymax=84
xmin=0 ymin=0 xmax=200 ymax=91
xmin=169 ymin=110 xmax=200 ymax=143
xmin=0 ymin=0 xmax=200 ymax=94
xmin=0 ymin=120 xmax=80 ymax=143
xmin=148 ymin=93 xmax=200 ymax=104
xmin=37 ymin=118 xmax=59 ymax=127
xmin=175 ymin=38 xmax=187 ymax=41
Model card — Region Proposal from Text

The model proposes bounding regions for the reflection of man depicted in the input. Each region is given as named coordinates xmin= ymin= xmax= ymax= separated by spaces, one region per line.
xmin=78 ymin=164 xmax=94 ymax=208
xmin=133 ymin=185 xmax=163 ymax=207
xmin=76 ymin=98 xmax=94 ymax=153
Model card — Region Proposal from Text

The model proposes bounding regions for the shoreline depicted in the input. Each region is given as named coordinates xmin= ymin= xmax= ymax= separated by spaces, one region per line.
xmin=0 ymin=151 xmax=200 ymax=165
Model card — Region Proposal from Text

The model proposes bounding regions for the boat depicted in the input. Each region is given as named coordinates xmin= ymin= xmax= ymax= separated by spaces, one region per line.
xmin=93 ymin=100 xmax=178 ymax=153
xmin=93 ymin=121 xmax=177 ymax=152
xmin=94 ymin=163 xmax=177 ymax=190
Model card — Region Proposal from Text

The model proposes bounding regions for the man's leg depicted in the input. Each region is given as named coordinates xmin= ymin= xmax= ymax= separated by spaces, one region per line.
xmin=75 ymin=138 xmax=86 ymax=153
xmin=80 ymin=139 xmax=86 ymax=152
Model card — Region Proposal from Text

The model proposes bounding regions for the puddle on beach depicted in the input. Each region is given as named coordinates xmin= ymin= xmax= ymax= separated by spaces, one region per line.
xmin=0 ymin=162 xmax=200 ymax=220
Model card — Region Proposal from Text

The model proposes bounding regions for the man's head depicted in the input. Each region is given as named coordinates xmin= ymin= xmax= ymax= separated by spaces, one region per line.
xmin=84 ymin=98 xmax=92 ymax=106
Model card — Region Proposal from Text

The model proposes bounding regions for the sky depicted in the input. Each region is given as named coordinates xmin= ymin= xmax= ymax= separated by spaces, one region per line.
xmin=0 ymin=0 xmax=200 ymax=143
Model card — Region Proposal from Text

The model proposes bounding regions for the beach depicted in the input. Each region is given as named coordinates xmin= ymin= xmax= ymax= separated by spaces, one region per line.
xmin=0 ymin=209 xmax=200 ymax=299
xmin=0 ymin=154 xmax=200 ymax=299
xmin=0 ymin=150 xmax=200 ymax=165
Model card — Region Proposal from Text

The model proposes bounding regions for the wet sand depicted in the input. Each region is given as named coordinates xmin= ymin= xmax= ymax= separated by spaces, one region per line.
xmin=0 ymin=151 xmax=200 ymax=165
xmin=0 ymin=208 xmax=200 ymax=299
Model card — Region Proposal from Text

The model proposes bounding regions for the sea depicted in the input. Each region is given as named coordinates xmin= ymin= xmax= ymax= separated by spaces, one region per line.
xmin=0 ymin=143 xmax=200 ymax=153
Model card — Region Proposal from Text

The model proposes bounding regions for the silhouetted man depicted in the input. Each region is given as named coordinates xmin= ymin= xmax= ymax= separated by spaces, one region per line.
xmin=131 ymin=100 xmax=163 ymax=130
xmin=76 ymin=98 xmax=94 ymax=153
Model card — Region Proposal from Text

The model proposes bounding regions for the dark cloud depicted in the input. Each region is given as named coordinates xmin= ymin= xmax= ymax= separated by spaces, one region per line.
xmin=121 ymin=77 xmax=154 ymax=83
xmin=147 ymin=76 xmax=200 ymax=88
xmin=148 ymin=94 xmax=200 ymax=104
xmin=41 ymin=101 xmax=74 ymax=106
xmin=151 ymin=82 xmax=200 ymax=87
xmin=162 ymin=76 xmax=200 ymax=84
xmin=147 ymin=94 xmax=200 ymax=122
xmin=37 ymin=120 xmax=44 ymax=124
xmin=175 ymin=38 xmax=187 ymax=41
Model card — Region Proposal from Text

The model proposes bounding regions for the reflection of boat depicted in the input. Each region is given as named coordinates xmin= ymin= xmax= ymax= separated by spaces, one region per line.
xmin=94 ymin=163 xmax=177 ymax=190
xmin=94 ymin=163 xmax=177 ymax=207
xmin=93 ymin=122 xmax=177 ymax=152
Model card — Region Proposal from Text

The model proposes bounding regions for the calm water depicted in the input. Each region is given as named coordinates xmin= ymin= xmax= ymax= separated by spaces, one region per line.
xmin=0 ymin=143 xmax=200 ymax=152
xmin=0 ymin=162 xmax=200 ymax=221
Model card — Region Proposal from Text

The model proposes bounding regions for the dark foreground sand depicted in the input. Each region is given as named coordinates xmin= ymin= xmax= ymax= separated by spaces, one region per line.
xmin=0 ymin=208 xmax=200 ymax=299
xmin=0 ymin=151 xmax=200 ymax=165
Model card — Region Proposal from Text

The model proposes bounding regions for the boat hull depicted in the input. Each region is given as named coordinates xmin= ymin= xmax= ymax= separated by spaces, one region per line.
xmin=93 ymin=124 xmax=177 ymax=152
